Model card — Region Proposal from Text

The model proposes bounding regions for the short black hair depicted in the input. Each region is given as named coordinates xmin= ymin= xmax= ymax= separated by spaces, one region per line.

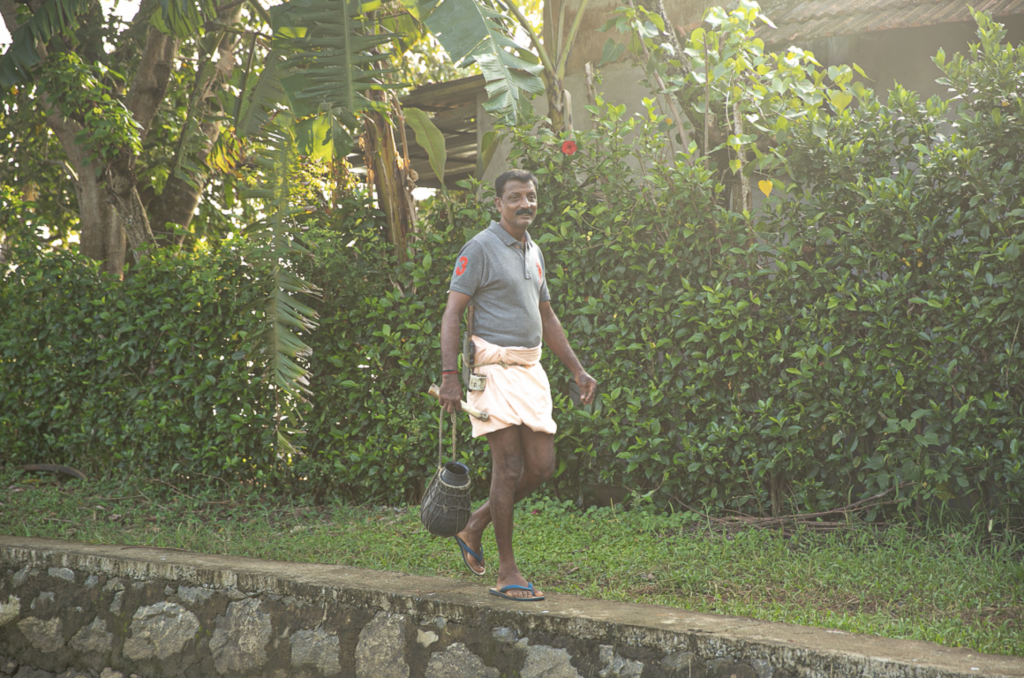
xmin=495 ymin=169 xmax=538 ymax=199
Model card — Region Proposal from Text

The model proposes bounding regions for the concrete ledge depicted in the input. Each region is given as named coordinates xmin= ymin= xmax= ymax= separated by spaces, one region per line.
xmin=0 ymin=535 xmax=1021 ymax=678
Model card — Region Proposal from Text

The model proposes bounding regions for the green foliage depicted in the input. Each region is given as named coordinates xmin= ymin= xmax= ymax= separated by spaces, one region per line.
xmin=494 ymin=11 xmax=1023 ymax=522
xmin=287 ymin=189 xmax=493 ymax=503
xmin=243 ymin=113 xmax=322 ymax=454
xmin=0 ymin=0 xmax=93 ymax=87
xmin=404 ymin=107 xmax=447 ymax=185
xmin=36 ymin=52 xmax=143 ymax=170
xmin=3 ymin=8 xmax=1023 ymax=529
xmin=0 ymin=245 xmax=275 ymax=479
xmin=412 ymin=0 xmax=544 ymax=122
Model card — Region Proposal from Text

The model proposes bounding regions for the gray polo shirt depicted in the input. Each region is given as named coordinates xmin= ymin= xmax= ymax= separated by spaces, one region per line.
xmin=449 ymin=221 xmax=551 ymax=347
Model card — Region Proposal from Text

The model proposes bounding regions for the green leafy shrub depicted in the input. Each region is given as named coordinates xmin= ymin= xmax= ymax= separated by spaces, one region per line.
xmin=486 ymin=11 xmax=1024 ymax=522
xmin=0 ymin=245 xmax=276 ymax=482
xmin=289 ymin=192 xmax=494 ymax=503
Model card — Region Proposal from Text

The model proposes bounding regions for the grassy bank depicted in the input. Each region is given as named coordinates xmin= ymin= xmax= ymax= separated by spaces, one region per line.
xmin=1 ymin=465 xmax=1021 ymax=657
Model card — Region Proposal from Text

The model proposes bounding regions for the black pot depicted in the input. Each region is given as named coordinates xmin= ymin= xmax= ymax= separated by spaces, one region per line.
xmin=420 ymin=462 xmax=473 ymax=538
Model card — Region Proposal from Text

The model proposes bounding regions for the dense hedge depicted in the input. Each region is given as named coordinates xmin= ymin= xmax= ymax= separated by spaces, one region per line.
xmin=291 ymin=23 xmax=1024 ymax=520
xmin=2 ymin=18 xmax=1023 ymax=522
xmin=0 ymin=246 xmax=277 ymax=481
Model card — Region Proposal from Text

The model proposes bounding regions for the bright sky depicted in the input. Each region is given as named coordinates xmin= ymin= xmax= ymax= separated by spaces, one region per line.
xmin=1 ymin=0 xmax=140 ymax=48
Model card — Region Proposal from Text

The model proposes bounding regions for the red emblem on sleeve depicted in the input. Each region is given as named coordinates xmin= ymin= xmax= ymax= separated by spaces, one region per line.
xmin=455 ymin=256 xmax=468 ymax=276
xmin=536 ymin=262 xmax=543 ymax=280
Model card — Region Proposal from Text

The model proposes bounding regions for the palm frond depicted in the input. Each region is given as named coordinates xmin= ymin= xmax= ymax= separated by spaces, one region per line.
xmin=243 ymin=112 xmax=321 ymax=451
xmin=153 ymin=0 xmax=220 ymax=39
xmin=236 ymin=53 xmax=289 ymax=138
xmin=417 ymin=0 xmax=543 ymax=122
xmin=0 ymin=0 xmax=91 ymax=88
xmin=237 ymin=0 xmax=394 ymax=156
xmin=273 ymin=0 xmax=397 ymax=120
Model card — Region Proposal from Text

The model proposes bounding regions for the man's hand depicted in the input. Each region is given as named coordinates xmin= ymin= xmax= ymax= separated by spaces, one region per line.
xmin=439 ymin=373 xmax=464 ymax=414
xmin=575 ymin=370 xmax=598 ymax=405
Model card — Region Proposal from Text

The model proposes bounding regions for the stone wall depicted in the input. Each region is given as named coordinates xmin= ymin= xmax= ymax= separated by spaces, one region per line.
xmin=1 ymin=537 xmax=1021 ymax=678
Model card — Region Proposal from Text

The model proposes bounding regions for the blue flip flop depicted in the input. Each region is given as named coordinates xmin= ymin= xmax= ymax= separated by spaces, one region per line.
xmin=454 ymin=536 xmax=485 ymax=576
xmin=489 ymin=583 xmax=545 ymax=602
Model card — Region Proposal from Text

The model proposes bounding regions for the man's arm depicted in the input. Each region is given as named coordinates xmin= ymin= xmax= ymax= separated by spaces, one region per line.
xmin=439 ymin=290 xmax=472 ymax=413
xmin=540 ymin=301 xmax=597 ymax=405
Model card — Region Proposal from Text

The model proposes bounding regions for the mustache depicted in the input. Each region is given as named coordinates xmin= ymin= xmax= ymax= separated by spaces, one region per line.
xmin=515 ymin=208 xmax=535 ymax=216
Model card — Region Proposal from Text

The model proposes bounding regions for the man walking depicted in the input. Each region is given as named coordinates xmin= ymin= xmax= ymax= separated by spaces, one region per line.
xmin=438 ymin=169 xmax=597 ymax=601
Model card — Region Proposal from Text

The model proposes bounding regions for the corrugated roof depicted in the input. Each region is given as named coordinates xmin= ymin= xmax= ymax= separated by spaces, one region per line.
xmin=757 ymin=0 xmax=1024 ymax=44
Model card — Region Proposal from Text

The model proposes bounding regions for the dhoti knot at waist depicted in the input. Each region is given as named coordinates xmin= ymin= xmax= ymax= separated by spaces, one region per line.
xmin=467 ymin=335 xmax=556 ymax=438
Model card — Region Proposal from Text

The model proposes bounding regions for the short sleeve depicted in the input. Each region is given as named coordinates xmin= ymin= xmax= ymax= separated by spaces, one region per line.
xmin=537 ymin=248 xmax=551 ymax=302
xmin=449 ymin=239 xmax=484 ymax=296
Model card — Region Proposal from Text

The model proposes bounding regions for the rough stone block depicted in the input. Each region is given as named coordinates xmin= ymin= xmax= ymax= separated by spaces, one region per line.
xmin=175 ymin=587 xmax=213 ymax=607
xmin=598 ymin=645 xmax=643 ymax=678
xmin=12 ymin=667 xmax=55 ymax=678
xmin=663 ymin=651 xmax=706 ymax=678
xmin=521 ymin=645 xmax=581 ymax=678
xmin=46 ymin=569 xmax=74 ymax=583
xmin=12 ymin=568 xmax=38 ymax=589
xmin=69 ymin=617 xmax=114 ymax=656
xmin=355 ymin=612 xmax=409 ymax=678
xmin=492 ymin=627 xmax=516 ymax=644
xmin=290 ymin=628 xmax=342 ymax=676
xmin=225 ymin=589 xmax=247 ymax=601
xmin=425 ymin=643 xmax=499 ymax=678
xmin=0 ymin=596 xmax=20 ymax=626
xmin=752 ymin=659 xmax=773 ymax=678
xmin=416 ymin=629 xmax=439 ymax=648
xmin=707 ymin=659 xmax=757 ymax=678
xmin=122 ymin=602 xmax=200 ymax=661
xmin=16 ymin=617 xmax=64 ymax=653
xmin=208 ymin=597 xmax=272 ymax=675
xmin=30 ymin=593 xmax=54 ymax=611
xmin=55 ymin=669 xmax=92 ymax=678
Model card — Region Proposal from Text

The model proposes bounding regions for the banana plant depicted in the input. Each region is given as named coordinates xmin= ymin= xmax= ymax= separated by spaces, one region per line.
xmin=406 ymin=0 xmax=544 ymax=124
xmin=0 ymin=0 xmax=94 ymax=87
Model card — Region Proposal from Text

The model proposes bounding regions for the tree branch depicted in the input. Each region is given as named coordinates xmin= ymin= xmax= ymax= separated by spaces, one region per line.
xmin=0 ymin=0 xmax=19 ymax=36
xmin=125 ymin=28 xmax=179 ymax=139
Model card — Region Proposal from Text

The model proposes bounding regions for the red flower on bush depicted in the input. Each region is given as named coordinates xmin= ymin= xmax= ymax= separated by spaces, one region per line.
xmin=561 ymin=140 xmax=577 ymax=156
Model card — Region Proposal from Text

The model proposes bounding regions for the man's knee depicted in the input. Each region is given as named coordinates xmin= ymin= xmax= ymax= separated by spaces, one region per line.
xmin=492 ymin=453 xmax=523 ymax=479
xmin=523 ymin=431 xmax=556 ymax=483
xmin=529 ymin=457 xmax=556 ymax=484
xmin=488 ymin=427 xmax=523 ymax=477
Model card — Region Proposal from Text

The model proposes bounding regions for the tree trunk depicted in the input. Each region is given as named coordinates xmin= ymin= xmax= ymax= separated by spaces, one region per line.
xmin=106 ymin=152 xmax=155 ymax=262
xmin=543 ymin=71 xmax=568 ymax=134
xmin=361 ymin=110 xmax=414 ymax=263
xmin=149 ymin=118 xmax=220 ymax=247
xmin=146 ymin=6 xmax=242 ymax=247
xmin=77 ymin=168 xmax=127 ymax=278
xmin=40 ymin=88 xmax=127 ymax=277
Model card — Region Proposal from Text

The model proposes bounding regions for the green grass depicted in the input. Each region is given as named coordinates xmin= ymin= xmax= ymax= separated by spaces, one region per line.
xmin=2 ymin=465 xmax=1022 ymax=657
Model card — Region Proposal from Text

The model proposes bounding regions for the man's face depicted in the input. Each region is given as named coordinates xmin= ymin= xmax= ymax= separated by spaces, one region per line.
xmin=495 ymin=179 xmax=538 ymax=231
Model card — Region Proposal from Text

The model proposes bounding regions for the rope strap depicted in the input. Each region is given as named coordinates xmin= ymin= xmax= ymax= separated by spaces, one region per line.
xmin=437 ymin=407 xmax=457 ymax=468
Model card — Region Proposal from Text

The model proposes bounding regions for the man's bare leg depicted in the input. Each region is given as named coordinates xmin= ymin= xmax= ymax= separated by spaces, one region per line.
xmin=454 ymin=425 xmax=554 ymax=597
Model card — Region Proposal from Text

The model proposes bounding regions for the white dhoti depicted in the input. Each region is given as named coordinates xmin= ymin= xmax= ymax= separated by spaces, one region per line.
xmin=466 ymin=335 xmax=557 ymax=438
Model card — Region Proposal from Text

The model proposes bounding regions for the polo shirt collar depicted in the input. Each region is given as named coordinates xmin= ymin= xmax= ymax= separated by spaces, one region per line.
xmin=488 ymin=220 xmax=533 ymax=249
